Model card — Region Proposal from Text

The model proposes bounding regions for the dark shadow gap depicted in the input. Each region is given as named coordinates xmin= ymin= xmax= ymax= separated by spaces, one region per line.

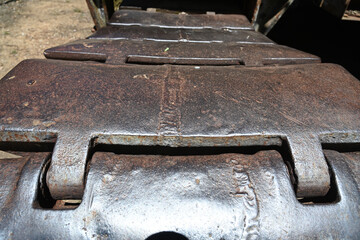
xmin=90 ymin=143 xmax=281 ymax=156
xmin=145 ymin=231 xmax=189 ymax=240
xmin=0 ymin=141 xmax=55 ymax=152
xmin=322 ymin=143 xmax=360 ymax=153
xmin=126 ymin=55 xmax=245 ymax=66
xmin=268 ymin=0 xmax=360 ymax=80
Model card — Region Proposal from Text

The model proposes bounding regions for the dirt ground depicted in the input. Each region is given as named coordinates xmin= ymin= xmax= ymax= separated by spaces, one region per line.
xmin=0 ymin=0 xmax=93 ymax=79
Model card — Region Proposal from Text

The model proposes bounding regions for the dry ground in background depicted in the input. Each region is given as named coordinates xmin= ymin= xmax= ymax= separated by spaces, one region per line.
xmin=0 ymin=0 xmax=93 ymax=79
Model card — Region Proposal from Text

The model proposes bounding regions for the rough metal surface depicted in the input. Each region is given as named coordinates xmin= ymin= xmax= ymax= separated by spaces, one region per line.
xmin=108 ymin=9 xmax=254 ymax=30
xmin=1 ymin=59 xmax=360 ymax=199
xmin=0 ymin=150 xmax=359 ymax=239
xmin=44 ymin=39 xmax=320 ymax=66
xmin=1 ymin=8 xmax=360 ymax=238
xmin=0 ymin=7 xmax=360 ymax=240
xmin=88 ymin=25 xmax=273 ymax=44
xmin=44 ymin=9 xmax=319 ymax=67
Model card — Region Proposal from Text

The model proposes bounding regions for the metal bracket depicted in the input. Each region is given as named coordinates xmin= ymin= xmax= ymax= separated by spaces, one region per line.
xmin=46 ymin=133 xmax=91 ymax=199
xmin=287 ymin=134 xmax=330 ymax=197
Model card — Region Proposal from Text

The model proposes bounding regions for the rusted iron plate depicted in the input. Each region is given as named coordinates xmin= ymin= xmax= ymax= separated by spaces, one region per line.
xmin=44 ymin=39 xmax=320 ymax=66
xmin=108 ymin=10 xmax=254 ymax=30
xmin=0 ymin=150 xmax=359 ymax=239
xmin=1 ymin=59 xmax=360 ymax=199
xmin=88 ymin=25 xmax=273 ymax=44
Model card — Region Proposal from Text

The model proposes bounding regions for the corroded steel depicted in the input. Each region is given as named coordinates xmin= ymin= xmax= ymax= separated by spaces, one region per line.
xmin=108 ymin=9 xmax=254 ymax=30
xmin=88 ymin=25 xmax=274 ymax=44
xmin=1 ymin=59 xmax=360 ymax=199
xmin=44 ymin=9 xmax=319 ymax=67
xmin=44 ymin=39 xmax=320 ymax=66
xmin=0 ymin=8 xmax=360 ymax=239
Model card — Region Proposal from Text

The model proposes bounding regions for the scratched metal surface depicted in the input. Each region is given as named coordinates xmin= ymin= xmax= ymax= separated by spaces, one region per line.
xmin=88 ymin=25 xmax=273 ymax=44
xmin=0 ymin=150 xmax=359 ymax=239
xmin=44 ymin=39 xmax=320 ymax=66
xmin=108 ymin=10 xmax=254 ymax=30
xmin=45 ymin=10 xmax=318 ymax=66
xmin=89 ymin=9 xmax=263 ymax=43
xmin=0 ymin=59 xmax=359 ymax=200
xmin=1 ymin=7 xmax=360 ymax=239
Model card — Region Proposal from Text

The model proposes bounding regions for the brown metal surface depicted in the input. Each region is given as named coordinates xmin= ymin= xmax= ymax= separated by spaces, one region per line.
xmin=46 ymin=9 xmax=317 ymax=67
xmin=88 ymin=25 xmax=274 ymax=44
xmin=44 ymin=39 xmax=320 ymax=66
xmin=1 ymin=59 xmax=360 ymax=199
xmin=1 ymin=7 xmax=360 ymax=238
xmin=108 ymin=9 xmax=254 ymax=30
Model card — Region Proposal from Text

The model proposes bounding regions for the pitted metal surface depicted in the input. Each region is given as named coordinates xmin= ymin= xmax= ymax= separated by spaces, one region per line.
xmin=88 ymin=9 xmax=268 ymax=43
xmin=108 ymin=9 xmax=254 ymax=30
xmin=1 ymin=59 xmax=360 ymax=199
xmin=44 ymin=8 xmax=319 ymax=67
xmin=88 ymin=25 xmax=274 ymax=44
xmin=44 ymin=39 xmax=320 ymax=66
xmin=0 ymin=7 xmax=360 ymax=239
xmin=0 ymin=150 xmax=359 ymax=239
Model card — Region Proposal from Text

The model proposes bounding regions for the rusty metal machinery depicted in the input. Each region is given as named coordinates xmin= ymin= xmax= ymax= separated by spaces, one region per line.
xmin=0 ymin=6 xmax=360 ymax=240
